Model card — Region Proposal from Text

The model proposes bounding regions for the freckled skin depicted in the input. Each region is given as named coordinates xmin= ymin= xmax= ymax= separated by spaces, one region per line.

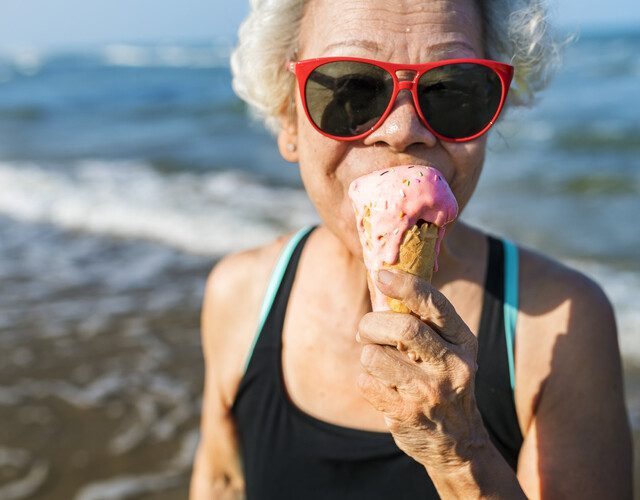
xmin=281 ymin=0 xmax=488 ymax=271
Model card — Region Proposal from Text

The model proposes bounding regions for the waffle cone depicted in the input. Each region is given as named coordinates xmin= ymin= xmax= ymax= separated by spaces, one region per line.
xmin=364 ymin=219 xmax=438 ymax=313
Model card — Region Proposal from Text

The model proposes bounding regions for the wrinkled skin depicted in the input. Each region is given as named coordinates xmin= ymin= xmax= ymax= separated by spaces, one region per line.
xmin=279 ymin=0 xmax=487 ymax=263
xmin=357 ymin=269 xmax=485 ymax=471
xmin=278 ymin=0 xmax=491 ymax=470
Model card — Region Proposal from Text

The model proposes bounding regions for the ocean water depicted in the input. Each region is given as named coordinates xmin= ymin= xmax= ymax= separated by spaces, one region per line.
xmin=0 ymin=30 xmax=639 ymax=498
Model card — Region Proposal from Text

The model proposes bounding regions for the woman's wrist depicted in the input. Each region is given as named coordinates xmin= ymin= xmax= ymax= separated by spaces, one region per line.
xmin=421 ymin=430 xmax=527 ymax=499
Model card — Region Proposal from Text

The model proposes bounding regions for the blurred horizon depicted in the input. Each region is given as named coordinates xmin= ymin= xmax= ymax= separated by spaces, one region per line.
xmin=0 ymin=24 xmax=640 ymax=59
xmin=0 ymin=0 xmax=639 ymax=50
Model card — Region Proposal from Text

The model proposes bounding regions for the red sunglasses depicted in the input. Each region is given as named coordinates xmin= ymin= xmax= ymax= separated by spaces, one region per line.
xmin=288 ymin=56 xmax=514 ymax=143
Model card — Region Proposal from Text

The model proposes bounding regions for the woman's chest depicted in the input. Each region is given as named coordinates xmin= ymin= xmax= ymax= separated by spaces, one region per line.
xmin=279 ymin=275 xmax=487 ymax=433
xmin=281 ymin=303 xmax=391 ymax=432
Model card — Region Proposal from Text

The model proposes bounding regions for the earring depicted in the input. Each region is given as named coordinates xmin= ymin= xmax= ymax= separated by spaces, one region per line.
xmin=286 ymin=143 xmax=297 ymax=152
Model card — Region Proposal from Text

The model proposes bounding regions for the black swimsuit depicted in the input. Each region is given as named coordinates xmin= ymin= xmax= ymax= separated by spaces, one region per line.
xmin=231 ymin=224 xmax=523 ymax=499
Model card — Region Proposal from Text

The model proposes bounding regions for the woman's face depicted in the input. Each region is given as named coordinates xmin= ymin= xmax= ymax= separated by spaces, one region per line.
xmin=280 ymin=0 xmax=487 ymax=260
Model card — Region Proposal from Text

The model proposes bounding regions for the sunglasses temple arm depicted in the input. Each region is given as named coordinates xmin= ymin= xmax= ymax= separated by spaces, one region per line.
xmin=307 ymin=71 xmax=337 ymax=90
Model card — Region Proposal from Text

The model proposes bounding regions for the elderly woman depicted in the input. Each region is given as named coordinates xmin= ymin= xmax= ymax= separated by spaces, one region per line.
xmin=190 ymin=0 xmax=632 ymax=498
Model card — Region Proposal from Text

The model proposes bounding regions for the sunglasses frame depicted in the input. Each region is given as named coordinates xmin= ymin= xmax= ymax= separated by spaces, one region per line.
xmin=288 ymin=56 xmax=514 ymax=143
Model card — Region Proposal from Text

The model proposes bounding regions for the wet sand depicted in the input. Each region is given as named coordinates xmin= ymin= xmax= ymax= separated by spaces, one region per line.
xmin=0 ymin=307 xmax=207 ymax=499
xmin=0 ymin=217 xmax=212 ymax=499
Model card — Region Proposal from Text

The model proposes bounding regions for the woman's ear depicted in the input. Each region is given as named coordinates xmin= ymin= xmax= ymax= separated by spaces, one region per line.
xmin=277 ymin=98 xmax=299 ymax=163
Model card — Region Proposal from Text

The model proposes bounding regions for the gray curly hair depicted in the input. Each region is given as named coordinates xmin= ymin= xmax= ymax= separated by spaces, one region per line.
xmin=230 ymin=0 xmax=567 ymax=135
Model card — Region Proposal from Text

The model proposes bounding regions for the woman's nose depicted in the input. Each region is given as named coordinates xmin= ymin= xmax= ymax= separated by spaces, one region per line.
xmin=363 ymin=89 xmax=437 ymax=151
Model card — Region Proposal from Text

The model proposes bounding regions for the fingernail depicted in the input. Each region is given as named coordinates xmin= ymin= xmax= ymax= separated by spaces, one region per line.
xmin=377 ymin=269 xmax=393 ymax=285
xmin=355 ymin=331 xmax=361 ymax=342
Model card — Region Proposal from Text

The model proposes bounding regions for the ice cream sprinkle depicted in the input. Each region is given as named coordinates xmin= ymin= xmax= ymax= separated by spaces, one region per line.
xmin=348 ymin=164 xmax=458 ymax=274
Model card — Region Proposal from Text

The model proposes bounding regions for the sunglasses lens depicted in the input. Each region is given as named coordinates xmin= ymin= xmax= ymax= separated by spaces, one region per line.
xmin=305 ymin=61 xmax=394 ymax=137
xmin=417 ymin=63 xmax=503 ymax=139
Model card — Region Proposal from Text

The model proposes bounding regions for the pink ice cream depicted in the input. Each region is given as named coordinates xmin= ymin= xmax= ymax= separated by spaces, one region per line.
xmin=348 ymin=164 xmax=458 ymax=276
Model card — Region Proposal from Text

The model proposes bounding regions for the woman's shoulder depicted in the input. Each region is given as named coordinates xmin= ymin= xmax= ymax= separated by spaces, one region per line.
xmin=207 ymin=230 xmax=297 ymax=289
xmin=203 ymin=227 xmax=302 ymax=336
xmin=469 ymin=224 xmax=611 ymax=311
xmin=515 ymin=241 xmax=615 ymax=369
xmin=200 ymin=229 xmax=302 ymax=408
xmin=511 ymin=241 xmax=617 ymax=435
xmin=516 ymin=243 xmax=613 ymax=317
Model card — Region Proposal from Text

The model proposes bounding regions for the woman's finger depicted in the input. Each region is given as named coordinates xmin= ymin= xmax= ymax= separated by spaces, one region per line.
xmin=359 ymin=343 xmax=424 ymax=388
xmin=358 ymin=312 xmax=452 ymax=365
xmin=356 ymin=371 xmax=402 ymax=414
xmin=375 ymin=269 xmax=475 ymax=346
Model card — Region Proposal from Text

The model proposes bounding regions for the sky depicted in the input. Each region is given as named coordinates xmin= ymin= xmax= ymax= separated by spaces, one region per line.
xmin=0 ymin=0 xmax=639 ymax=49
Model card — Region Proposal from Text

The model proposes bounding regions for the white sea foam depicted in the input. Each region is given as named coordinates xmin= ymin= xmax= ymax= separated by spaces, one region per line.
xmin=0 ymin=46 xmax=43 ymax=76
xmin=75 ymin=430 xmax=198 ymax=500
xmin=0 ymin=375 xmax=126 ymax=409
xmin=0 ymin=448 xmax=48 ymax=500
xmin=74 ymin=471 xmax=182 ymax=500
xmin=0 ymin=159 xmax=319 ymax=257
xmin=0 ymin=43 xmax=232 ymax=72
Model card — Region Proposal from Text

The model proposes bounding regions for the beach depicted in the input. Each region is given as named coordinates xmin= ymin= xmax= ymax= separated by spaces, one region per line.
xmin=0 ymin=29 xmax=639 ymax=498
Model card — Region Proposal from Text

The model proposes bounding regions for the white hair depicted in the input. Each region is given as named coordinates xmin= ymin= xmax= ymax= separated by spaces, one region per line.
xmin=230 ymin=0 xmax=568 ymax=135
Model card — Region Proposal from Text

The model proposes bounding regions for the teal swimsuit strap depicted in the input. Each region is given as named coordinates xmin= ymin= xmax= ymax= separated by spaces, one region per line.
xmin=243 ymin=225 xmax=316 ymax=374
xmin=246 ymin=226 xmax=519 ymax=393
xmin=502 ymin=239 xmax=519 ymax=392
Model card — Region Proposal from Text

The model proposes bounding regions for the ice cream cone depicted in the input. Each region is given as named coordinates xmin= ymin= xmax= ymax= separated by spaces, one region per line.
xmin=348 ymin=165 xmax=458 ymax=313
xmin=364 ymin=217 xmax=438 ymax=313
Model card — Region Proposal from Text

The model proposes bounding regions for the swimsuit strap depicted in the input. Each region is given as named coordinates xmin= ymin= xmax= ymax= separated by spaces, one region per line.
xmin=502 ymin=238 xmax=519 ymax=392
xmin=242 ymin=225 xmax=317 ymax=374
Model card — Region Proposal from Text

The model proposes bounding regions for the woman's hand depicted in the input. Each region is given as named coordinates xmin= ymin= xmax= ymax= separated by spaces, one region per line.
xmin=356 ymin=268 xmax=488 ymax=473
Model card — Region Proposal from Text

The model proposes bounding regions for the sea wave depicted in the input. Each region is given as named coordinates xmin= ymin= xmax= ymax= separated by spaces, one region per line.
xmin=487 ymin=172 xmax=640 ymax=197
xmin=0 ymin=448 xmax=48 ymax=500
xmin=557 ymin=174 xmax=639 ymax=196
xmin=0 ymin=47 xmax=44 ymax=76
xmin=130 ymin=98 xmax=247 ymax=122
xmin=75 ymin=431 xmax=198 ymax=500
xmin=554 ymin=126 xmax=640 ymax=152
xmin=0 ymin=105 xmax=47 ymax=122
xmin=101 ymin=43 xmax=230 ymax=68
xmin=0 ymin=159 xmax=319 ymax=257
xmin=0 ymin=43 xmax=232 ymax=74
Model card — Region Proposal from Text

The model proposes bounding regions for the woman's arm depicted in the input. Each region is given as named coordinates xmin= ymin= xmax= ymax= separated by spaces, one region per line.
xmin=190 ymin=258 xmax=246 ymax=500
xmin=516 ymin=270 xmax=632 ymax=499
xmin=356 ymin=260 xmax=632 ymax=499
xmin=357 ymin=269 xmax=528 ymax=498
